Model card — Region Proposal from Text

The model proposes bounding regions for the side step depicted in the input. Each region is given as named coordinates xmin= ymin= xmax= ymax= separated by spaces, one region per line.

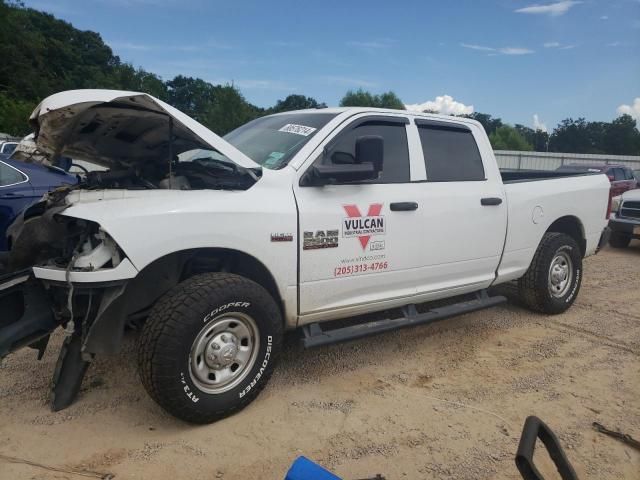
xmin=301 ymin=291 xmax=507 ymax=348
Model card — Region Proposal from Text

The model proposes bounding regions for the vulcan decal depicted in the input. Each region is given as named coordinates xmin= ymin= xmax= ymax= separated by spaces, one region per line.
xmin=342 ymin=203 xmax=385 ymax=249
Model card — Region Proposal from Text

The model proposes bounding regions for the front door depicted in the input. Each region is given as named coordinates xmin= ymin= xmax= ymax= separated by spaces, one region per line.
xmin=294 ymin=115 xmax=426 ymax=317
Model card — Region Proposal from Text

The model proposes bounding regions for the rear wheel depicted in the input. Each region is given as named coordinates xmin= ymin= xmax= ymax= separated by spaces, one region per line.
xmin=137 ymin=272 xmax=283 ymax=423
xmin=609 ymin=231 xmax=631 ymax=249
xmin=518 ymin=232 xmax=582 ymax=314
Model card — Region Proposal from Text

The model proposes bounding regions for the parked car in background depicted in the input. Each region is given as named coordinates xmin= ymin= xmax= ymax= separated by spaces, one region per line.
xmin=0 ymin=157 xmax=77 ymax=251
xmin=556 ymin=164 xmax=637 ymax=197
xmin=609 ymin=189 xmax=640 ymax=248
xmin=0 ymin=141 xmax=18 ymax=156
xmin=634 ymin=169 xmax=640 ymax=185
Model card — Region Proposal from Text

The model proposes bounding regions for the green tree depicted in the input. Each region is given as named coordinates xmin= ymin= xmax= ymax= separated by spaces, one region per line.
xmin=204 ymin=84 xmax=264 ymax=135
xmin=463 ymin=112 xmax=503 ymax=136
xmin=0 ymin=92 xmax=34 ymax=136
xmin=548 ymin=118 xmax=611 ymax=154
xmin=602 ymin=114 xmax=640 ymax=156
xmin=270 ymin=94 xmax=323 ymax=113
xmin=110 ymin=64 xmax=168 ymax=100
xmin=515 ymin=124 xmax=549 ymax=152
xmin=340 ymin=89 xmax=405 ymax=109
xmin=489 ymin=126 xmax=533 ymax=151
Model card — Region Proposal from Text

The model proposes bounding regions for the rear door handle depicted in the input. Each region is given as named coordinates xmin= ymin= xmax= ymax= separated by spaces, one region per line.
xmin=481 ymin=197 xmax=503 ymax=206
xmin=390 ymin=202 xmax=418 ymax=211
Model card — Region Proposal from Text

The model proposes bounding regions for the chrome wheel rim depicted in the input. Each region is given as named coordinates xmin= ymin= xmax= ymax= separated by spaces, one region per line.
xmin=189 ymin=312 xmax=259 ymax=394
xmin=548 ymin=251 xmax=573 ymax=298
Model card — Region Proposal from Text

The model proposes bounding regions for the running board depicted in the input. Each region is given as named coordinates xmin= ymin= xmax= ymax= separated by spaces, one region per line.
xmin=301 ymin=291 xmax=507 ymax=349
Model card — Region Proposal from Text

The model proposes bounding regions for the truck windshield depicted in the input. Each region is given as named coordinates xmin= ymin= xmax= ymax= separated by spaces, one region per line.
xmin=223 ymin=112 xmax=338 ymax=169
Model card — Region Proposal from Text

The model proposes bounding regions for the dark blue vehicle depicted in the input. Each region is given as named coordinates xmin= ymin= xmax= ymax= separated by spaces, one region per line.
xmin=0 ymin=157 xmax=77 ymax=251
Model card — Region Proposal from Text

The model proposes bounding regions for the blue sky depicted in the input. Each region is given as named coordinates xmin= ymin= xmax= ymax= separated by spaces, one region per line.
xmin=24 ymin=0 xmax=640 ymax=130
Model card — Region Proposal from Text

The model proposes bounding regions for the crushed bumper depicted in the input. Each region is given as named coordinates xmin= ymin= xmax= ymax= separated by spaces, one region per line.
xmin=0 ymin=269 xmax=58 ymax=358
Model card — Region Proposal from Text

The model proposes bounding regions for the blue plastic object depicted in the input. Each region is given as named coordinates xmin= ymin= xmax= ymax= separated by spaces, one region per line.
xmin=285 ymin=456 xmax=342 ymax=480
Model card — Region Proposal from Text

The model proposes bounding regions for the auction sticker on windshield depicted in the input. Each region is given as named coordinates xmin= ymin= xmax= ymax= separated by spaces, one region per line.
xmin=278 ymin=124 xmax=317 ymax=136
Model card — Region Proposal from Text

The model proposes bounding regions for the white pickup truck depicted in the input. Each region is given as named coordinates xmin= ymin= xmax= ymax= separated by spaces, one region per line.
xmin=0 ymin=90 xmax=611 ymax=423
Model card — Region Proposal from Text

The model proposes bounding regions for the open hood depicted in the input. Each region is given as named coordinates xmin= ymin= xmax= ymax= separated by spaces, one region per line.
xmin=27 ymin=89 xmax=260 ymax=171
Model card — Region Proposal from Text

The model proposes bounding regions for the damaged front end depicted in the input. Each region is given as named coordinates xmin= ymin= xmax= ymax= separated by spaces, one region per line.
xmin=1 ymin=194 xmax=134 ymax=410
xmin=1 ymin=88 xmax=263 ymax=411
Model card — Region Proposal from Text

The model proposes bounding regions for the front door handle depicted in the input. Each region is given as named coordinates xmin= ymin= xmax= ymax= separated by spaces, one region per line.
xmin=481 ymin=197 xmax=503 ymax=206
xmin=390 ymin=202 xmax=418 ymax=211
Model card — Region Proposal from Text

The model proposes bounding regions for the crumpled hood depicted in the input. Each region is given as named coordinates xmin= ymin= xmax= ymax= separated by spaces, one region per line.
xmin=27 ymin=89 xmax=260 ymax=170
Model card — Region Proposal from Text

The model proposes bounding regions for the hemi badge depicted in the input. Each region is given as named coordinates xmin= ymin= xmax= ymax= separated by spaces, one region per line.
xmin=271 ymin=233 xmax=294 ymax=242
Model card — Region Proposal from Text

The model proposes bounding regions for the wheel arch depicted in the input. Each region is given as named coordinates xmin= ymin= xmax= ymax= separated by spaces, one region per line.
xmin=131 ymin=247 xmax=284 ymax=316
xmin=545 ymin=215 xmax=586 ymax=257
xmin=84 ymin=247 xmax=285 ymax=356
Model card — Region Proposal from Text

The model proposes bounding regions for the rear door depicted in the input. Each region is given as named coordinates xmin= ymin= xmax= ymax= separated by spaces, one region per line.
xmin=409 ymin=119 xmax=507 ymax=292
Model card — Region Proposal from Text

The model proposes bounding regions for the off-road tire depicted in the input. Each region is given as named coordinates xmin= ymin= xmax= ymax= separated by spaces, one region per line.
xmin=517 ymin=232 xmax=582 ymax=314
xmin=137 ymin=272 xmax=283 ymax=424
xmin=609 ymin=231 xmax=631 ymax=249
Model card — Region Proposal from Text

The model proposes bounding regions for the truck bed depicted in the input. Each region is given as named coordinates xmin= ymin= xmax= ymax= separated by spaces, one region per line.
xmin=500 ymin=169 xmax=601 ymax=184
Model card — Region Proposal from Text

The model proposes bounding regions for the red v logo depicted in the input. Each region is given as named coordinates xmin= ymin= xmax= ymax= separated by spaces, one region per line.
xmin=343 ymin=203 xmax=383 ymax=249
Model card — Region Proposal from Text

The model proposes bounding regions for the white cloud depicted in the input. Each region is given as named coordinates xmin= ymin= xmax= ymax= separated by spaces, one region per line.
xmin=499 ymin=47 xmax=535 ymax=55
xmin=600 ymin=15 xmax=609 ymax=20
xmin=515 ymin=1 xmax=582 ymax=16
xmin=461 ymin=43 xmax=496 ymax=52
xmin=544 ymin=42 xmax=577 ymax=49
xmin=405 ymin=95 xmax=474 ymax=116
xmin=533 ymin=114 xmax=548 ymax=132
xmin=461 ymin=43 xmax=534 ymax=55
xmin=617 ymin=98 xmax=640 ymax=121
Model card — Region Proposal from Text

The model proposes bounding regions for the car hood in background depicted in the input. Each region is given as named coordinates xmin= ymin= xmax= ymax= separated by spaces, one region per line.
xmin=26 ymin=89 xmax=260 ymax=171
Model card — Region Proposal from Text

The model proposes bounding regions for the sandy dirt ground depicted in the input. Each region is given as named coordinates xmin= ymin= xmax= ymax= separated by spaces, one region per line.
xmin=1 ymin=243 xmax=639 ymax=480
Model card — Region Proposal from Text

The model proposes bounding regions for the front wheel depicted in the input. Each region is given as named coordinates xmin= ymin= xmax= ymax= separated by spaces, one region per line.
xmin=518 ymin=232 xmax=582 ymax=314
xmin=137 ymin=273 xmax=283 ymax=423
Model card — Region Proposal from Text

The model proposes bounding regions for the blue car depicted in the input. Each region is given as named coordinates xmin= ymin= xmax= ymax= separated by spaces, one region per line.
xmin=0 ymin=157 xmax=77 ymax=251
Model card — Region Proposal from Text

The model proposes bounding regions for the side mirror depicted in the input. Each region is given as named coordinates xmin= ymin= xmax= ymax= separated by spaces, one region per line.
xmin=330 ymin=151 xmax=356 ymax=165
xmin=301 ymin=135 xmax=384 ymax=186
xmin=311 ymin=162 xmax=378 ymax=184
xmin=356 ymin=135 xmax=383 ymax=173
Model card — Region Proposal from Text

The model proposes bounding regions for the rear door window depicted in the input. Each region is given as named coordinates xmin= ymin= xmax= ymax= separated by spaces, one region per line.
xmin=416 ymin=121 xmax=485 ymax=181
xmin=0 ymin=161 xmax=27 ymax=187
